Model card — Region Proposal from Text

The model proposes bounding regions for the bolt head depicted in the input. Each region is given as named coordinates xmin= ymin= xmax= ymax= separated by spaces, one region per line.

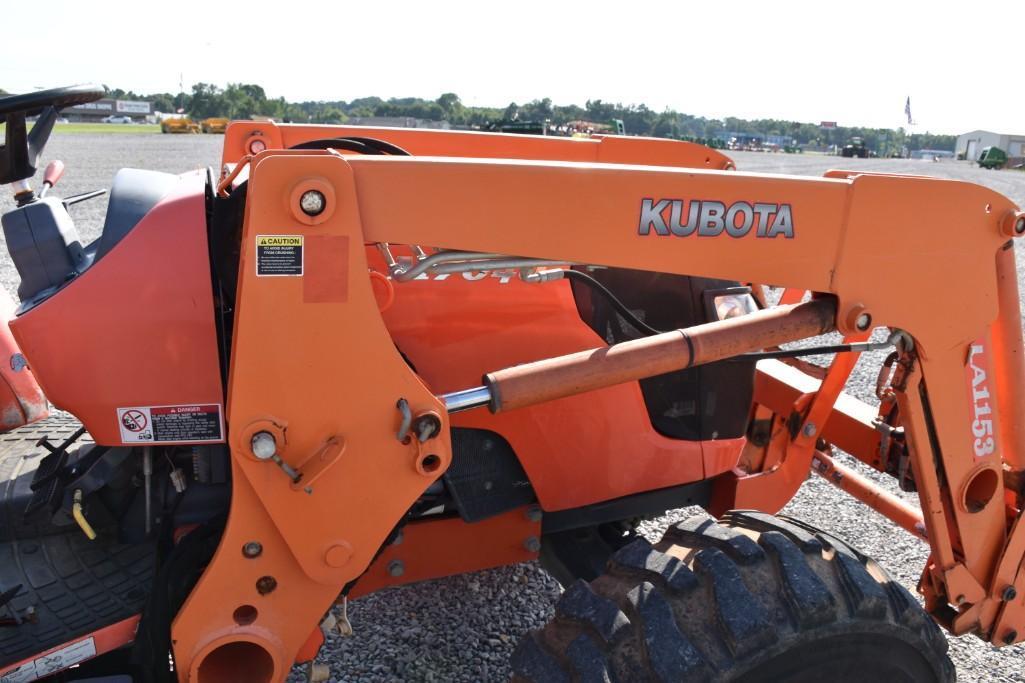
xmin=299 ymin=190 xmax=326 ymax=217
xmin=525 ymin=505 xmax=543 ymax=523
xmin=523 ymin=536 xmax=541 ymax=553
xmin=387 ymin=559 xmax=405 ymax=577
xmin=1004 ymin=629 xmax=1019 ymax=645
xmin=802 ymin=422 xmax=817 ymax=438
xmin=1016 ymin=217 xmax=1025 ymax=234
xmin=242 ymin=541 xmax=263 ymax=558
xmin=1003 ymin=585 xmax=1018 ymax=602
xmin=855 ymin=312 xmax=872 ymax=331
xmin=251 ymin=431 xmax=277 ymax=460
xmin=256 ymin=575 xmax=278 ymax=595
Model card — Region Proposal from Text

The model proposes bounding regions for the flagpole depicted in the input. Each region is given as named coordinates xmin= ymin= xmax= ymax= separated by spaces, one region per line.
xmin=903 ymin=96 xmax=914 ymax=158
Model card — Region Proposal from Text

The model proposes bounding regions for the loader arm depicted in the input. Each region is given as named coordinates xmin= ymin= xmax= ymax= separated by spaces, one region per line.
xmin=169 ymin=135 xmax=1025 ymax=680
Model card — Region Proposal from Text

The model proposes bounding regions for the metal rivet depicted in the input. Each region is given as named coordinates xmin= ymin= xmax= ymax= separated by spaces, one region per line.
xmin=802 ymin=423 xmax=817 ymax=438
xmin=1003 ymin=585 xmax=1018 ymax=602
xmin=523 ymin=536 xmax=541 ymax=553
xmin=525 ymin=505 xmax=543 ymax=523
xmin=251 ymin=431 xmax=277 ymax=460
xmin=242 ymin=541 xmax=263 ymax=558
xmin=256 ymin=575 xmax=277 ymax=595
xmin=387 ymin=560 xmax=405 ymax=577
xmin=300 ymin=190 xmax=326 ymax=217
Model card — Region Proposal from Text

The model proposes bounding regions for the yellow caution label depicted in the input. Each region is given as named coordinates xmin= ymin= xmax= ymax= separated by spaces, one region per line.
xmin=256 ymin=234 xmax=304 ymax=276
xmin=257 ymin=235 xmax=303 ymax=247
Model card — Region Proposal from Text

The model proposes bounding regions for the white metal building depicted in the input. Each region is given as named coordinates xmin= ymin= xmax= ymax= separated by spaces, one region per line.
xmin=957 ymin=130 xmax=1025 ymax=160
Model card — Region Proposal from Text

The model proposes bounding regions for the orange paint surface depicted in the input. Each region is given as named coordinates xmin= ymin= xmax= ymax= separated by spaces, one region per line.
xmin=10 ymin=171 xmax=223 ymax=445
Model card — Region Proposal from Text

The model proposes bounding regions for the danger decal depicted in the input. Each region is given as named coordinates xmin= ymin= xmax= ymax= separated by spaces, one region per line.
xmin=117 ymin=404 xmax=224 ymax=444
xmin=966 ymin=341 xmax=996 ymax=458
xmin=0 ymin=636 xmax=96 ymax=682
xmin=638 ymin=198 xmax=794 ymax=238
xmin=256 ymin=235 xmax=303 ymax=276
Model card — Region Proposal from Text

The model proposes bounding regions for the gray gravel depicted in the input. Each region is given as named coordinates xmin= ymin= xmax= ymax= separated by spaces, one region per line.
xmin=3 ymin=136 xmax=1025 ymax=682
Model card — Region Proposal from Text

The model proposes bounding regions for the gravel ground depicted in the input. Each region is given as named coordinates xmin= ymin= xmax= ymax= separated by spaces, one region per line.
xmin=3 ymin=137 xmax=1025 ymax=682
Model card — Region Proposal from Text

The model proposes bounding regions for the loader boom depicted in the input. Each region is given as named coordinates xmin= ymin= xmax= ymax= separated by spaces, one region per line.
xmin=163 ymin=122 xmax=1025 ymax=679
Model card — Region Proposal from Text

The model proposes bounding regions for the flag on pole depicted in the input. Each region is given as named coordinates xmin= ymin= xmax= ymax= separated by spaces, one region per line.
xmin=905 ymin=96 xmax=913 ymax=125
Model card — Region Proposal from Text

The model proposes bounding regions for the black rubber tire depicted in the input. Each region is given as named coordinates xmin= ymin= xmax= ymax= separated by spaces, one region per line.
xmin=512 ymin=510 xmax=954 ymax=682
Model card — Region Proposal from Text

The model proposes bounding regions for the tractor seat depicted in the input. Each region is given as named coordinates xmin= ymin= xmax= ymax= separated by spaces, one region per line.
xmin=4 ymin=168 xmax=177 ymax=307
xmin=90 ymin=168 xmax=179 ymax=262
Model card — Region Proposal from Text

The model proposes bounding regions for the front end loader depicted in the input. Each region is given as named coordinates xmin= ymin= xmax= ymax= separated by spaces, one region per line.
xmin=1 ymin=85 xmax=1024 ymax=682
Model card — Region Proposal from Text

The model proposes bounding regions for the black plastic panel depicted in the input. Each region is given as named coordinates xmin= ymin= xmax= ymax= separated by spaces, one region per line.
xmin=444 ymin=428 xmax=535 ymax=522
xmin=570 ymin=268 xmax=755 ymax=441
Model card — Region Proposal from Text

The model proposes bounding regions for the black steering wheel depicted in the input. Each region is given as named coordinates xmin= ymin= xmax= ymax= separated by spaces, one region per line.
xmin=1 ymin=84 xmax=104 ymax=186
xmin=0 ymin=84 xmax=105 ymax=117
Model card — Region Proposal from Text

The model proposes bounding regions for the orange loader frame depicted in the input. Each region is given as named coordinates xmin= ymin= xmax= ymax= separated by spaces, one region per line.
xmin=163 ymin=122 xmax=1025 ymax=681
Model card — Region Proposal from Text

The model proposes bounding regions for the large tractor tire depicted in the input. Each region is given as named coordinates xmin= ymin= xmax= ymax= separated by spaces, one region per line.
xmin=512 ymin=510 xmax=954 ymax=682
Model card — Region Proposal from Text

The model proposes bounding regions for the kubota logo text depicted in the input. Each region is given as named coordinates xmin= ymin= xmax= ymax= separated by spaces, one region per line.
xmin=967 ymin=342 xmax=995 ymax=457
xmin=638 ymin=199 xmax=794 ymax=238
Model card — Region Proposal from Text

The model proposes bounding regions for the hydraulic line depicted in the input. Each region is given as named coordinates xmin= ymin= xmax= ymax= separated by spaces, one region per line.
xmin=559 ymin=268 xmax=891 ymax=362
xmin=72 ymin=489 xmax=97 ymax=541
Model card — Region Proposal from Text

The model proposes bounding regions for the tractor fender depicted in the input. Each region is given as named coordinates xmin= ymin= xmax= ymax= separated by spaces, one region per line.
xmin=0 ymin=289 xmax=47 ymax=430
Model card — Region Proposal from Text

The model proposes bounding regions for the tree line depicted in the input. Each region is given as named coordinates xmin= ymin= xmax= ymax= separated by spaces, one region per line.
xmin=101 ymin=84 xmax=953 ymax=152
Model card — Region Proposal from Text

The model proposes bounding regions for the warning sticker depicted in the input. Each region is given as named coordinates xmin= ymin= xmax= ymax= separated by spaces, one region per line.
xmin=117 ymin=404 xmax=224 ymax=444
xmin=256 ymin=235 xmax=303 ymax=276
xmin=1 ymin=636 xmax=96 ymax=682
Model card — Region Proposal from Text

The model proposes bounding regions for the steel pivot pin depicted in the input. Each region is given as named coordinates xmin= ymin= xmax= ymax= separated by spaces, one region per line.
xmin=300 ymin=190 xmax=326 ymax=217
xmin=251 ymin=431 xmax=277 ymax=459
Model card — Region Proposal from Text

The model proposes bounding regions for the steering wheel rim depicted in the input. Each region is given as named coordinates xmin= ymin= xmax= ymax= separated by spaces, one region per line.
xmin=0 ymin=84 xmax=105 ymax=117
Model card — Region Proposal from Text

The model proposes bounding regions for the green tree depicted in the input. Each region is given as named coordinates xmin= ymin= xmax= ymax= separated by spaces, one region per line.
xmin=188 ymin=83 xmax=223 ymax=118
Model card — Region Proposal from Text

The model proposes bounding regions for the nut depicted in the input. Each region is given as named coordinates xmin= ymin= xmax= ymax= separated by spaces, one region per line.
xmin=523 ymin=536 xmax=541 ymax=553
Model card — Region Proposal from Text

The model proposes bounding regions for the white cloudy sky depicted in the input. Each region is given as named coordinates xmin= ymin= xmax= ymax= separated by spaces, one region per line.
xmin=3 ymin=0 xmax=1021 ymax=134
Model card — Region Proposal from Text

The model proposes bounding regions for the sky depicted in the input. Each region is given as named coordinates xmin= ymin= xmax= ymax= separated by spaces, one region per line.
xmin=3 ymin=0 xmax=1022 ymax=135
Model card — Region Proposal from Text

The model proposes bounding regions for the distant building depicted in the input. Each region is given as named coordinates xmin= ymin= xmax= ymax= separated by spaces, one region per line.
xmin=65 ymin=98 xmax=152 ymax=122
xmin=911 ymin=149 xmax=956 ymax=160
xmin=956 ymin=130 xmax=1025 ymax=160
xmin=713 ymin=131 xmax=764 ymax=145
xmin=345 ymin=116 xmax=450 ymax=130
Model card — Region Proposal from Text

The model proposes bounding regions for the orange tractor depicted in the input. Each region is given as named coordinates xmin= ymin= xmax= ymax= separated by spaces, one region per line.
xmin=0 ymin=85 xmax=1023 ymax=682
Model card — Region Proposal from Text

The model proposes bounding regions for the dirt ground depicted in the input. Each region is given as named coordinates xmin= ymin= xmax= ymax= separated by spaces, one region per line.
xmin=2 ymin=135 xmax=1024 ymax=682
